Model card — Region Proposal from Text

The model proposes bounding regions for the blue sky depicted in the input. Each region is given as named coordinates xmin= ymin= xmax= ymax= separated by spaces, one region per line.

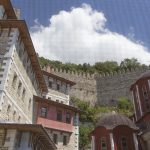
xmin=11 ymin=0 xmax=150 ymax=64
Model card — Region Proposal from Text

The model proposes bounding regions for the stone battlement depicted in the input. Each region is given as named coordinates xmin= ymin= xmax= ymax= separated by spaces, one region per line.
xmin=43 ymin=65 xmax=149 ymax=79
xmin=43 ymin=65 xmax=150 ymax=106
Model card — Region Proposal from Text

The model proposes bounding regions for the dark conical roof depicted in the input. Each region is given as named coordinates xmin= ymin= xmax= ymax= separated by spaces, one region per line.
xmin=96 ymin=113 xmax=138 ymax=130
xmin=131 ymin=71 xmax=150 ymax=90
xmin=138 ymin=71 xmax=150 ymax=80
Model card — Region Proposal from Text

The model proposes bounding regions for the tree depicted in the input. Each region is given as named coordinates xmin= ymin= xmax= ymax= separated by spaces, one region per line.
xmin=94 ymin=61 xmax=118 ymax=73
xmin=79 ymin=125 xmax=93 ymax=150
xmin=120 ymin=58 xmax=140 ymax=70
xmin=39 ymin=57 xmax=146 ymax=74
xmin=71 ymin=97 xmax=97 ymax=123
xmin=117 ymin=97 xmax=133 ymax=116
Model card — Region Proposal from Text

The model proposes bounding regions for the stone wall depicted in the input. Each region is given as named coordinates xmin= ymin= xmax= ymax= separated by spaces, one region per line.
xmin=96 ymin=68 xmax=148 ymax=106
xmin=45 ymin=66 xmax=149 ymax=106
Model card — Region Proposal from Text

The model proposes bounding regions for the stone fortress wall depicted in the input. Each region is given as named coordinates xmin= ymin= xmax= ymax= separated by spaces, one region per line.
xmin=45 ymin=66 xmax=149 ymax=106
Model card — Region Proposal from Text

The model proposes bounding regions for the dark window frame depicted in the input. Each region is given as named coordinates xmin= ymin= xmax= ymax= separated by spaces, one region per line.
xmin=49 ymin=81 xmax=52 ymax=88
xmin=57 ymin=84 xmax=60 ymax=91
xmin=121 ymin=137 xmax=128 ymax=150
xmin=53 ymin=134 xmax=58 ymax=144
xmin=101 ymin=137 xmax=107 ymax=150
xmin=66 ymin=112 xmax=71 ymax=124
xmin=63 ymin=135 xmax=67 ymax=145
xmin=41 ymin=107 xmax=47 ymax=118
xmin=57 ymin=110 xmax=62 ymax=121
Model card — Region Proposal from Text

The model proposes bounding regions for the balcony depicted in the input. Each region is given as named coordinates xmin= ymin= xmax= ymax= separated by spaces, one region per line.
xmin=37 ymin=117 xmax=73 ymax=133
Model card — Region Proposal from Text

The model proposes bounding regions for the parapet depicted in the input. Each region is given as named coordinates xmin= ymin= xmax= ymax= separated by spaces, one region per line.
xmin=43 ymin=65 xmax=150 ymax=80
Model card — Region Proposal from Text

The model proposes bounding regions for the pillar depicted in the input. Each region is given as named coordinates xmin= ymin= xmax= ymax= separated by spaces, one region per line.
xmin=91 ymin=136 xmax=95 ymax=150
xmin=133 ymin=133 xmax=139 ymax=150
xmin=110 ymin=132 xmax=115 ymax=150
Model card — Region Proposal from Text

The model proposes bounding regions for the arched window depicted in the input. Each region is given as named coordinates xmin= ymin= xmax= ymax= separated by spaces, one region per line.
xmin=101 ymin=137 xmax=107 ymax=150
xmin=121 ymin=137 xmax=128 ymax=150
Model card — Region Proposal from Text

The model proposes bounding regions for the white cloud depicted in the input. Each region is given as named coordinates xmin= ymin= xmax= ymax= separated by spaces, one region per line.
xmin=31 ymin=4 xmax=150 ymax=65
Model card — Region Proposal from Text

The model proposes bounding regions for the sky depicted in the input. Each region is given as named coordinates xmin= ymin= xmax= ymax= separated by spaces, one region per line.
xmin=11 ymin=0 xmax=150 ymax=65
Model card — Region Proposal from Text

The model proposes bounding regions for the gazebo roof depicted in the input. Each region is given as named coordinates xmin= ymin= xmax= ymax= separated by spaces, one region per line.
xmin=96 ymin=113 xmax=138 ymax=130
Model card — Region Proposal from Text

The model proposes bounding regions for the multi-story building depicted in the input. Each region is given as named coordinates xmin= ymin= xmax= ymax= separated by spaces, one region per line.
xmin=130 ymin=71 xmax=150 ymax=149
xmin=34 ymin=67 xmax=80 ymax=150
xmin=0 ymin=1 xmax=79 ymax=150
xmin=0 ymin=0 xmax=48 ymax=124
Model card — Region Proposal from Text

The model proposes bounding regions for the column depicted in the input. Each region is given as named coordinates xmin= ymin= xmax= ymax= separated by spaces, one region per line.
xmin=91 ymin=136 xmax=95 ymax=150
xmin=110 ymin=133 xmax=115 ymax=150
xmin=131 ymin=91 xmax=137 ymax=121
xmin=133 ymin=133 xmax=139 ymax=150
xmin=136 ymin=85 xmax=143 ymax=117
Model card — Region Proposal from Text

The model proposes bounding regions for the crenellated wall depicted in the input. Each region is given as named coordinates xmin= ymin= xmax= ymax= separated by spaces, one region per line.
xmin=43 ymin=66 xmax=149 ymax=106
xmin=95 ymin=67 xmax=149 ymax=106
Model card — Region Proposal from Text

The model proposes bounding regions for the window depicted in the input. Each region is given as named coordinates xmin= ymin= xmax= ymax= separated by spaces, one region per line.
xmin=121 ymin=137 xmax=128 ymax=150
xmin=13 ymin=111 xmax=16 ymax=120
xmin=28 ymin=99 xmax=31 ymax=111
xmin=22 ymin=88 xmax=26 ymax=100
xmin=56 ymin=100 xmax=59 ymax=103
xmin=49 ymin=81 xmax=52 ymax=88
xmin=17 ymin=82 xmax=22 ymax=95
xmin=101 ymin=137 xmax=107 ymax=150
xmin=57 ymin=110 xmax=62 ymax=121
xmin=53 ymin=134 xmax=58 ymax=144
xmin=15 ymin=131 xmax=22 ymax=147
xmin=63 ymin=136 xmax=67 ymax=145
xmin=7 ymin=105 xmax=11 ymax=114
xmin=142 ymin=85 xmax=148 ymax=101
xmin=12 ymin=74 xmax=17 ymax=88
xmin=43 ymin=96 xmax=46 ymax=99
xmin=41 ymin=107 xmax=47 ymax=118
xmin=18 ymin=116 xmax=21 ymax=122
xmin=66 ymin=112 xmax=71 ymax=124
xmin=57 ymin=84 xmax=60 ymax=91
